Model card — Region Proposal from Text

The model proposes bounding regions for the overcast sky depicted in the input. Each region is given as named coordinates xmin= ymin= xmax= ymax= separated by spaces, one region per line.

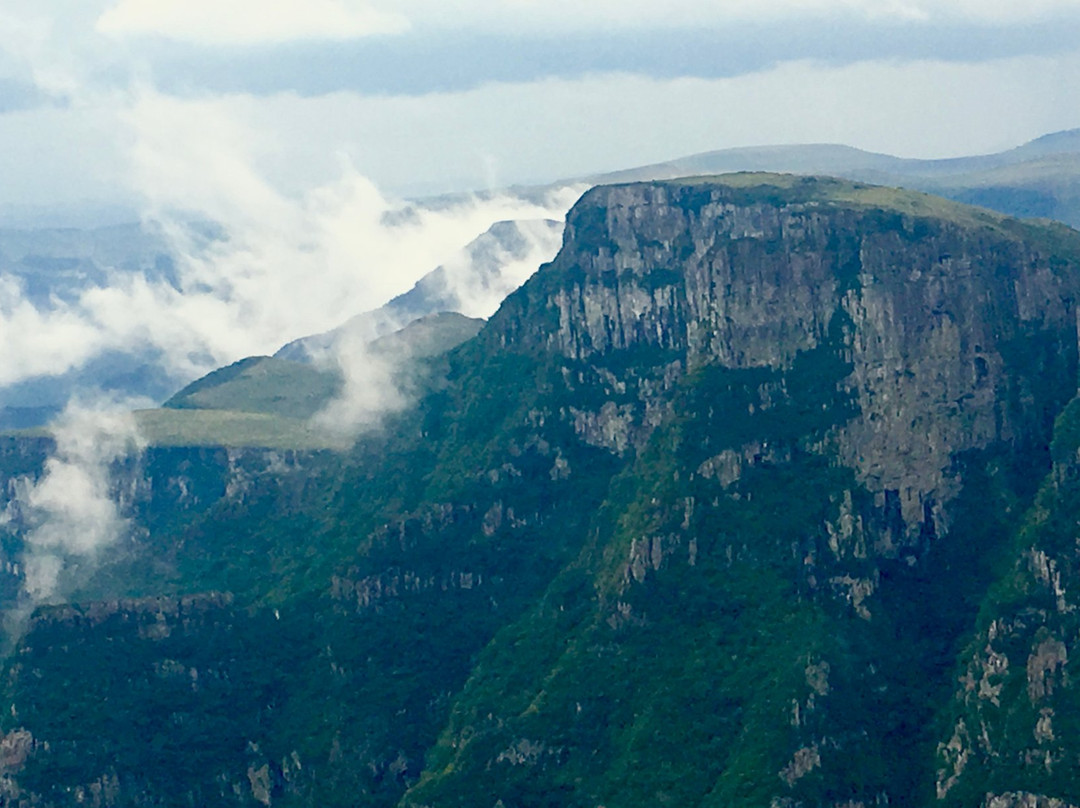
xmin=0 ymin=0 xmax=1078 ymax=219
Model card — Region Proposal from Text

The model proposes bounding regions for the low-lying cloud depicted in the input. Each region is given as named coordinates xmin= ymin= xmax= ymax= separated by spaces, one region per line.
xmin=0 ymin=86 xmax=579 ymax=402
xmin=5 ymin=400 xmax=145 ymax=631
xmin=310 ymin=331 xmax=404 ymax=441
xmin=124 ymin=89 xmax=579 ymax=399
xmin=433 ymin=218 xmax=566 ymax=320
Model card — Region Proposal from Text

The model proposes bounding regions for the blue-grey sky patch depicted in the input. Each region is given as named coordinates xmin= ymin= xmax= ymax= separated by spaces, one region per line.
xmin=0 ymin=78 xmax=52 ymax=113
xmin=102 ymin=19 xmax=1080 ymax=98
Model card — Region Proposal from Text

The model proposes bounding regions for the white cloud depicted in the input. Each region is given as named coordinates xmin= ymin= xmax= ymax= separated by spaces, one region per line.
xmin=118 ymin=88 xmax=578 ymax=361
xmin=0 ymin=277 xmax=110 ymax=385
xmin=372 ymin=0 xmax=1080 ymax=32
xmin=310 ymin=331 xmax=403 ymax=441
xmin=96 ymin=0 xmax=409 ymax=45
xmin=14 ymin=400 xmax=144 ymax=606
xmin=0 ymin=84 xmax=579 ymax=394
xmin=1 ymin=49 xmax=1077 ymax=391
xmin=438 ymin=219 xmax=568 ymax=319
xmin=88 ymin=0 xmax=1080 ymax=48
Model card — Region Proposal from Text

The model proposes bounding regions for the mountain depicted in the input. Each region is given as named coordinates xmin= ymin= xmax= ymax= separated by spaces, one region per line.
xmin=1008 ymin=129 xmax=1080 ymax=160
xmin=164 ymin=356 xmax=342 ymax=420
xmin=276 ymin=219 xmax=562 ymax=363
xmin=0 ymin=214 xmax=556 ymax=430
xmin=585 ymin=129 xmax=1080 ymax=185
xmin=584 ymin=129 xmax=1080 ymax=229
xmin=0 ymin=222 xmax=179 ymax=307
xmin=5 ymin=130 xmax=1080 ymax=433
xmin=2 ymin=175 xmax=1080 ymax=807
xmin=126 ymin=312 xmax=485 ymax=448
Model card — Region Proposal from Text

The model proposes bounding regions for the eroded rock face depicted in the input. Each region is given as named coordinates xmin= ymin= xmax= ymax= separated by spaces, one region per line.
xmin=985 ymin=794 xmax=1080 ymax=808
xmin=492 ymin=179 xmax=1079 ymax=552
xmin=0 ymin=443 xmax=318 ymax=618
xmin=935 ymin=395 xmax=1080 ymax=805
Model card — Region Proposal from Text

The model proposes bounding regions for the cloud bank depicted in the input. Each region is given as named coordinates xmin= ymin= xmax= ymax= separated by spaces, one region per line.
xmin=92 ymin=0 xmax=1080 ymax=43
xmin=97 ymin=0 xmax=409 ymax=45
xmin=123 ymin=88 xmax=579 ymax=372
xmin=0 ymin=81 xmax=579 ymax=396
xmin=1 ymin=44 xmax=1077 ymax=400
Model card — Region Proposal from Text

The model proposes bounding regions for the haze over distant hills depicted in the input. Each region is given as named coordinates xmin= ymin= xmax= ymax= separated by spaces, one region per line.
xmin=0 ymin=214 xmax=560 ymax=431
xmin=3 ymin=129 xmax=1080 ymax=434
xmin=275 ymin=218 xmax=562 ymax=364
xmin=580 ymin=128 xmax=1080 ymax=228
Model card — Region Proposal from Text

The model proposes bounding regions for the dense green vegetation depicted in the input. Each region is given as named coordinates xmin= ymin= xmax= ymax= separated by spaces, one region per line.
xmin=3 ymin=175 xmax=1080 ymax=807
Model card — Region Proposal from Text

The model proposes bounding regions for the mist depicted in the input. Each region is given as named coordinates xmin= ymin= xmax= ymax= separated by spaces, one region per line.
xmin=0 ymin=85 xmax=579 ymax=403
xmin=3 ymin=400 xmax=145 ymax=636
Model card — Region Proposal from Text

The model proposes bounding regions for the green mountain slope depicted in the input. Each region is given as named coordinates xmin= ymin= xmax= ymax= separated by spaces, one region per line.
xmin=124 ymin=312 xmax=485 ymax=448
xmin=164 ymin=356 xmax=341 ymax=420
xmin=3 ymin=176 xmax=1080 ymax=807
xmin=400 ymin=177 xmax=1080 ymax=808
xmin=934 ymin=395 xmax=1080 ymax=808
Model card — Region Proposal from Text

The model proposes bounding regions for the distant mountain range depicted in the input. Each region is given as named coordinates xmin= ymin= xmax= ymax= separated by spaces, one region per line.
xmin=579 ymin=128 xmax=1080 ymax=228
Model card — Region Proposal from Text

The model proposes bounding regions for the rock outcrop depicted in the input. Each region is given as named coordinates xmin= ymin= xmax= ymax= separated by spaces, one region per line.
xmin=492 ymin=177 xmax=1078 ymax=548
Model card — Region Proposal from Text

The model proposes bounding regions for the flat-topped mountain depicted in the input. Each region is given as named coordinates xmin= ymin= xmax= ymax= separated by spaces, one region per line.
xmin=583 ymin=129 xmax=1080 ymax=229
xmin=3 ymin=176 xmax=1080 ymax=807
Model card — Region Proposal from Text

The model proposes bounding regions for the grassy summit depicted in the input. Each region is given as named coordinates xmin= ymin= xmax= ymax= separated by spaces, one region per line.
xmin=633 ymin=172 xmax=1080 ymax=249
xmin=163 ymin=356 xmax=341 ymax=421
xmin=141 ymin=312 xmax=485 ymax=448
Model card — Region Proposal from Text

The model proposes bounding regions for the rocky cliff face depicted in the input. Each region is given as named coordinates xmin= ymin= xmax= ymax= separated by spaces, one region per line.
xmin=493 ymin=177 xmax=1078 ymax=549
xmin=3 ymin=175 xmax=1080 ymax=808
xmin=933 ymin=395 xmax=1080 ymax=808
xmin=0 ymin=438 xmax=324 ymax=616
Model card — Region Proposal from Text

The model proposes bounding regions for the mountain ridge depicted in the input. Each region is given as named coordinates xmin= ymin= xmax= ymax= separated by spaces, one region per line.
xmin=5 ymin=128 xmax=1080 ymax=432
xmin=2 ymin=175 xmax=1080 ymax=806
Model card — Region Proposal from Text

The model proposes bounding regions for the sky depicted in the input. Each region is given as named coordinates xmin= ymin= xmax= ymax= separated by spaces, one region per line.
xmin=0 ymin=0 xmax=1078 ymax=215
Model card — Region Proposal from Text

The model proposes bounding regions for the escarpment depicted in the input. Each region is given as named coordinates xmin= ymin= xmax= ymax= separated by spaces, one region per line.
xmin=488 ymin=176 xmax=1080 ymax=551
xmin=4 ymin=175 xmax=1080 ymax=808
